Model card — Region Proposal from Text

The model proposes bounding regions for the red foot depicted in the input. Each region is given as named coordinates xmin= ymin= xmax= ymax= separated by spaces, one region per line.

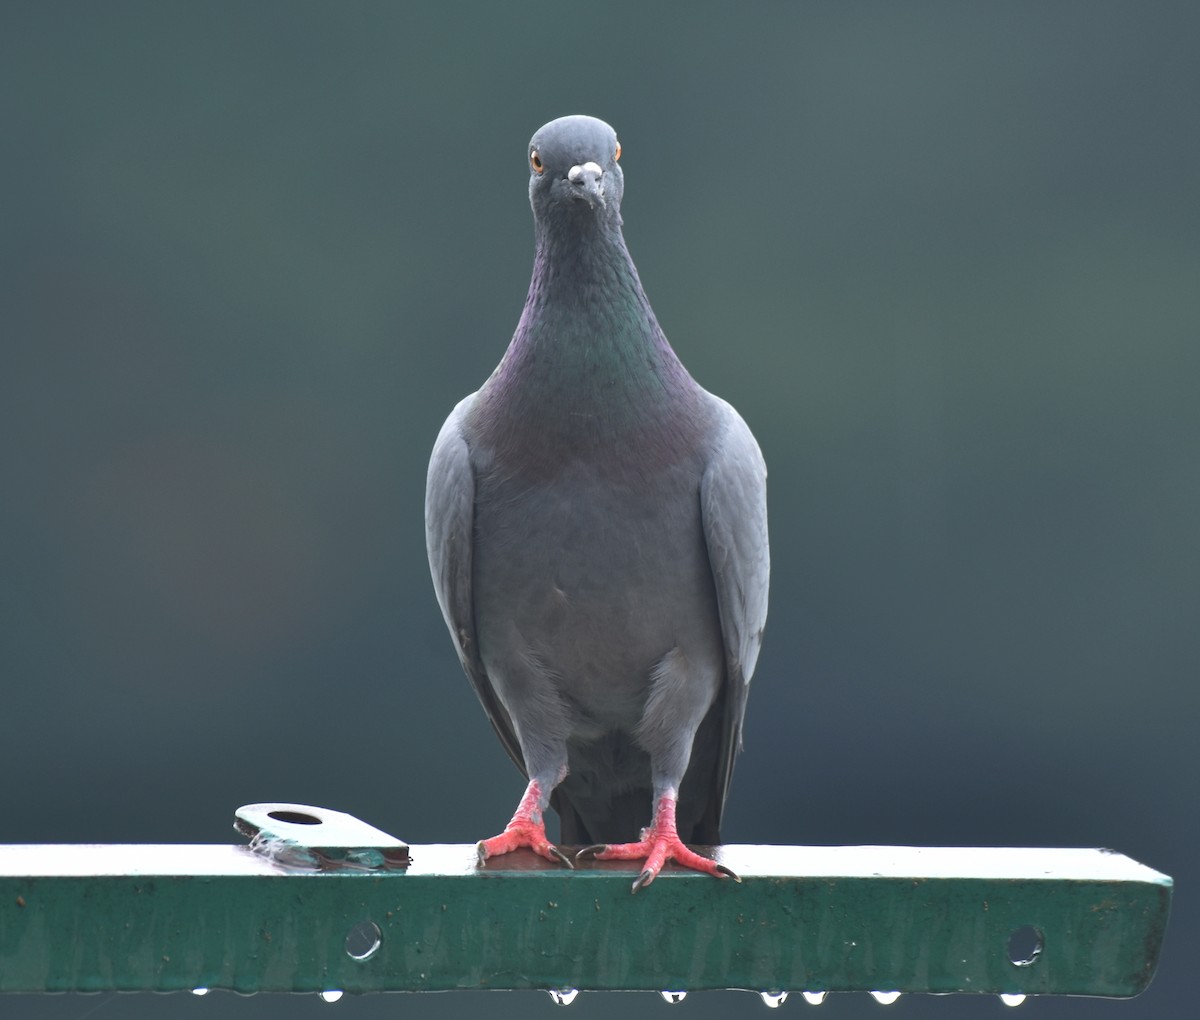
xmin=576 ymin=793 xmax=740 ymax=892
xmin=476 ymin=780 xmax=572 ymax=869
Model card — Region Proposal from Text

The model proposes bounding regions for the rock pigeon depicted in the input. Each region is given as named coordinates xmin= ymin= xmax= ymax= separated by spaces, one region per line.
xmin=425 ymin=115 xmax=768 ymax=891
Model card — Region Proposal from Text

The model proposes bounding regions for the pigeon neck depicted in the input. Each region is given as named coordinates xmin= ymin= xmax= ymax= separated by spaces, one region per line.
xmin=513 ymin=220 xmax=688 ymax=386
xmin=471 ymin=219 xmax=702 ymax=459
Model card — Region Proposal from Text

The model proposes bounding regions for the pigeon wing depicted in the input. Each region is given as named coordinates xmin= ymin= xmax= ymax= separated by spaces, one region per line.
xmin=425 ymin=395 xmax=525 ymax=774
xmin=699 ymin=398 xmax=770 ymax=826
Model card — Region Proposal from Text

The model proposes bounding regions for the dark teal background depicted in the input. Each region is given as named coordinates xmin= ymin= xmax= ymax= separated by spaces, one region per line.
xmin=2 ymin=2 xmax=1195 ymax=1018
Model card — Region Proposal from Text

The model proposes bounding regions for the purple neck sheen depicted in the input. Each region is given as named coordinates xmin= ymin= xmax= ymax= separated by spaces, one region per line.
xmin=466 ymin=202 xmax=710 ymax=472
xmin=489 ymin=216 xmax=693 ymax=411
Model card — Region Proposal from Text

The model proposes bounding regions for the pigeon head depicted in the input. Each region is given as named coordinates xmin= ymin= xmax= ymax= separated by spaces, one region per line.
xmin=527 ymin=115 xmax=624 ymax=228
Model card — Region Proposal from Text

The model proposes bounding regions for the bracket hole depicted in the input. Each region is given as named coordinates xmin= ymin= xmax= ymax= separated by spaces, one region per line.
xmin=1007 ymin=925 xmax=1044 ymax=967
xmin=267 ymin=810 xmax=322 ymax=825
xmin=345 ymin=920 xmax=382 ymax=961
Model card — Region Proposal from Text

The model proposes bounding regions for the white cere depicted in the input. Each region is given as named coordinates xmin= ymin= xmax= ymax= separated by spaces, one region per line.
xmin=568 ymin=161 xmax=604 ymax=182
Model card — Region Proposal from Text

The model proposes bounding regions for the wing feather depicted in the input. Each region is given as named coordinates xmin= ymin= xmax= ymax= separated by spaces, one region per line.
xmin=699 ymin=399 xmax=770 ymax=825
xmin=425 ymin=396 xmax=525 ymax=773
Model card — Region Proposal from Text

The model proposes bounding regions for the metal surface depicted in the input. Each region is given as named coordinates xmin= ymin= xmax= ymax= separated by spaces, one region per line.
xmin=234 ymin=802 xmax=409 ymax=871
xmin=0 ymin=817 xmax=1171 ymax=998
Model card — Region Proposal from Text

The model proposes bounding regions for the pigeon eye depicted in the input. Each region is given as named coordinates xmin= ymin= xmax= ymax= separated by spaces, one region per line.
xmin=614 ymin=141 xmax=621 ymax=162
xmin=530 ymin=149 xmax=544 ymax=174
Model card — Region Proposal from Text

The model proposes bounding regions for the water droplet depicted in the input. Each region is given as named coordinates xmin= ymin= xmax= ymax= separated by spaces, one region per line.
xmin=801 ymin=990 xmax=827 ymax=1005
xmin=870 ymin=991 xmax=901 ymax=1004
xmin=660 ymin=991 xmax=687 ymax=1003
xmin=344 ymin=920 xmax=382 ymax=961
xmin=547 ymin=989 xmax=579 ymax=1005
xmin=319 ymin=990 xmax=343 ymax=1002
xmin=759 ymin=990 xmax=788 ymax=1007
xmin=1000 ymin=993 xmax=1027 ymax=1007
xmin=191 ymin=988 xmax=209 ymax=996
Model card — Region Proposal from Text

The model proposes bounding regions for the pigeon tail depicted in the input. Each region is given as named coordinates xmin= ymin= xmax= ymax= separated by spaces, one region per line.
xmin=553 ymin=785 xmax=653 ymax=846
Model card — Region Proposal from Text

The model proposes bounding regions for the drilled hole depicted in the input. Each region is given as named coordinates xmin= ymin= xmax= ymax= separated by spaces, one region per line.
xmin=267 ymin=810 xmax=322 ymax=825
xmin=345 ymin=920 xmax=382 ymax=961
xmin=1007 ymin=925 xmax=1044 ymax=967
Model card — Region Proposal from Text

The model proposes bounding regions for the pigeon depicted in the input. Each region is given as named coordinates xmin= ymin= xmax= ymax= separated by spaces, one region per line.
xmin=425 ymin=115 xmax=768 ymax=891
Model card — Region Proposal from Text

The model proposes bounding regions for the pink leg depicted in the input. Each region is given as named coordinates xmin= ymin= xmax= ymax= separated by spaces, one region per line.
xmin=476 ymin=779 xmax=572 ymax=868
xmin=576 ymin=790 xmax=740 ymax=892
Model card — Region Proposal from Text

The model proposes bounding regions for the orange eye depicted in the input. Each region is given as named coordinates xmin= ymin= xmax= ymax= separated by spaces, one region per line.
xmin=614 ymin=141 xmax=621 ymax=162
xmin=530 ymin=149 xmax=544 ymax=174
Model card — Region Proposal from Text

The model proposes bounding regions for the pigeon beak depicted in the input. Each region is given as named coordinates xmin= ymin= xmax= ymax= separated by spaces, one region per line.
xmin=567 ymin=161 xmax=606 ymax=208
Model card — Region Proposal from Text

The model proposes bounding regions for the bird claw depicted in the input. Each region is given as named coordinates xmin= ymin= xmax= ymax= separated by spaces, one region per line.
xmin=475 ymin=822 xmax=573 ymax=869
xmin=474 ymin=780 xmax=572 ymax=869
xmin=547 ymin=844 xmax=575 ymax=869
xmin=628 ymin=850 xmax=735 ymax=893
xmin=578 ymin=828 xmax=736 ymax=891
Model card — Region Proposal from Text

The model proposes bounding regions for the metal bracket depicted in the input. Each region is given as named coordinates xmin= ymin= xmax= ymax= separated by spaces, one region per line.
xmin=234 ymin=802 xmax=410 ymax=871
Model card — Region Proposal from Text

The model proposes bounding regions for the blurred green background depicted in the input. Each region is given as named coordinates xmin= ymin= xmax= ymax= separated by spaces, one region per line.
xmin=2 ymin=2 xmax=1196 ymax=1018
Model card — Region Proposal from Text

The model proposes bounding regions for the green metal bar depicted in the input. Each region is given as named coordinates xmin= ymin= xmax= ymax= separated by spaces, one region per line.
xmin=0 ymin=842 xmax=1170 ymax=999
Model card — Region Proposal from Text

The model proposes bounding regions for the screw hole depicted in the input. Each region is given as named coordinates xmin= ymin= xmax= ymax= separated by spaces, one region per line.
xmin=345 ymin=920 xmax=382 ymax=961
xmin=267 ymin=810 xmax=322 ymax=825
xmin=1007 ymin=925 xmax=1044 ymax=967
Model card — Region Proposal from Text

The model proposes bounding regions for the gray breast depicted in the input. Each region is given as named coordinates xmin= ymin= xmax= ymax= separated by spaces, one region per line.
xmin=470 ymin=454 xmax=723 ymax=736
